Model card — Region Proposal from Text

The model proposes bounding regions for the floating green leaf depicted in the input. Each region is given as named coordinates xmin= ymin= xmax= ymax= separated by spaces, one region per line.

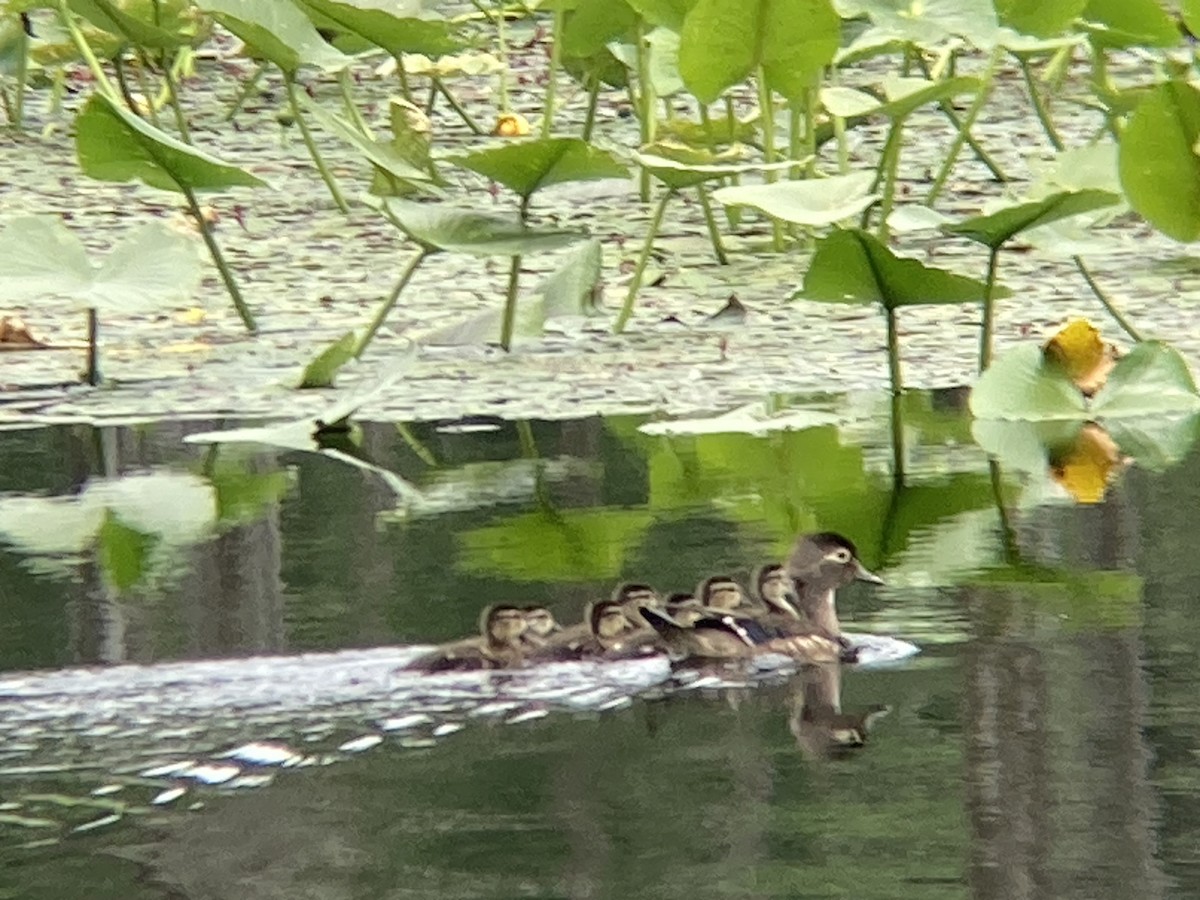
xmin=969 ymin=344 xmax=1088 ymax=420
xmin=294 ymin=0 xmax=464 ymax=58
xmin=1081 ymin=0 xmax=1179 ymax=48
xmin=677 ymin=0 xmax=838 ymax=103
xmin=839 ymin=0 xmax=1000 ymax=49
xmin=301 ymin=95 xmax=436 ymax=191
xmin=381 ymin=199 xmax=585 ymax=255
xmin=0 ymin=217 xmax=201 ymax=312
xmin=449 ymin=137 xmax=628 ymax=201
xmin=712 ymin=171 xmax=878 ymax=226
xmin=561 ymin=0 xmax=638 ymax=58
xmin=802 ymin=228 xmax=1001 ymax=310
xmin=69 ymin=0 xmax=206 ymax=50
xmin=633 ymin=143 xmax=804 ymax=190
xmin=197 ymin=0 xmax=348 ymax=74
xmin=1119 ymin=81 xmax=1200 ymax=242
xmin=296 ymin=331 xmax=356 ymax=389
xmin=874 ymin=75 xmax=982 ymax=121
xmin=994 ymin=0 xmax=1088 ymax=38
xmin=942 ymin=189 xmax=1120 ymax=250
xmin=1091 ymin=342 xmax=1200 ymax=417
xmin=76 ymin=93 xmax=266 ymax=192
xmin=626 ymin=0 xmax=695 ymax=31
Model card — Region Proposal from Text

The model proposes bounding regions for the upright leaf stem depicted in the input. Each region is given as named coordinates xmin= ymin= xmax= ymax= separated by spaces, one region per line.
xmin=179 ymin=181 xmax=257 ymax=333
xmin=636 ymin=22 xmax=656 ymax=202
xmin=356 ymin=248 xmax=430 ymax=358
xmin=1072 ymin=256 xmax=1144 ymax=342
xmin=926 ymin=46 xmax=1003 ymax=204
xmin=56 ymin=0 xmax=119 ymax=100
xmin=284 ymin=75 xmax=349 ymax=214
xmin=541 ymin=6 xmax=564 ymax=138
xmin=613 ymin=188 xmax=673 ymax=333
xmin=979 ymin=246 xmax=1001 ymax=370
xmin=756 ymin=68 xmax=782 ymax=251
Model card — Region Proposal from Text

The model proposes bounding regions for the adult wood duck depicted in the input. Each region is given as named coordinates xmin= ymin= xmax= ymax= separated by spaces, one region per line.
xmin=402 ymin=605 xmax=528 ymax=672
xmin=785 ymin=532 xmax=883 ymax=639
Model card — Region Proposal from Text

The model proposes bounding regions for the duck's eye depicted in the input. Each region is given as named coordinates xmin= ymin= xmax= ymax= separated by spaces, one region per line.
xmin=829 ymin=548 xmax=852 ymax=563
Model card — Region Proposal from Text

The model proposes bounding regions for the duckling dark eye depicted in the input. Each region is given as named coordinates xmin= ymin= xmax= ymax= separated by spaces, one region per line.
xmin=828 ymin=548 xmax=852 ymax=563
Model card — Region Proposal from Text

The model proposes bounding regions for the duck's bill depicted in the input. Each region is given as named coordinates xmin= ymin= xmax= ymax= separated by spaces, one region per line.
xmin=854 ymin=561 xmax=885 ymax=585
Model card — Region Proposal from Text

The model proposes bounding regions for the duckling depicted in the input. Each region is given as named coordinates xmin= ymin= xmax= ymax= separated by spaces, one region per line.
xmin=614 ymin=582 xmax=662 ymax=629
xmin=664 ymin=592 xmax=705 ymax=626
xmin=785 ymin=532 xmax=883 ymax=639
xmin=695 ymin=574 xmax=752 ymax=614
xmin=533 ymin=599 xmax=650 ymax=660
xmin=521 ymin=605 xmax=561 ymax=647
xmin=639 ymin=605 xmax=759 ymax=660
xmin=402 ymin=605 xmax=528 ymax=672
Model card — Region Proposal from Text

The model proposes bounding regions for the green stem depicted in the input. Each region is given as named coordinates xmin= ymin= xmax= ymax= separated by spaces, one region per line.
xmin=1018 ymin=54 xmax=1063 ymax=151
xmin=989 ymin=459 xmax=1019 ymax=565
xmin=133 ymin=51 xmax=162 ymax=127
xmin=613 ymin=189 xmax=673 ymax=334
xmin=979 ymin=247 xmax=1001 ymax=371
xmin=397 ymin=55 xmax=412 ymax=102
xmin=636 ymin=22 xmax=656 ymax=202
xmin=885 ymin=306 xmax=903 ymax=397
xmin=926 ymin=46 xmax=1003 ymax=204
xmin=12 ymin=23 xmax=27 ymax=130
xmin=338 ymin=67 xmax=372 ymax=135
xmin=0 ymin=85 xmax=12 ymax=125
xmin=113 ymin=53 xmax=140 ymax=116
xmin=788 ymin=105 xmax=801 ymax=180
xmin=179 ymin=181 xmax=257 ymax=333
xmin=541 ymin=6 xmax=564 ymax=138
xmin=161 ymin=50 xmax=191 ymax=142
xmin=696 ymin=185 xmax=728 ymax=265
xmin=56 ymin=0 xmax=119 ymax=100
xmin=803 ymin=84 xmax=818 ymax=178
xmin=356 ymin=248 xmax=429 ymax=358
xmin=756 ymin=67 xmax=782 ymax=252
xmin=581 ymin=75 xmax=600 ymax=141
xmin=435 ymin=77 xmax=485 ymax=134
xmin=500 ymin=255 xmax=522 ymax=351
xmin=1072 ymin=256 xmax=1144 ymax=342
xmin=495 ymin=1 xmax=510 ymax=112
xmin=224 ymin=61 xmax=266 ymax=121
xmin=863 ymin=121 xmax=902 ymax=234
xmin=889 ymin=387 xmax=905 ymax=485
xmin=285 ymin=75 xmax=349 ymax=214
xmin=395 ymin=422 xmax=438 ymax=466
xmin=86 ymin=307 xmax=100 ymax=386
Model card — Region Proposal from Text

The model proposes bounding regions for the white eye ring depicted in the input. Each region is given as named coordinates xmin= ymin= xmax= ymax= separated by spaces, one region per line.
xmin=828 ymin=548 xmax=852 ymax=563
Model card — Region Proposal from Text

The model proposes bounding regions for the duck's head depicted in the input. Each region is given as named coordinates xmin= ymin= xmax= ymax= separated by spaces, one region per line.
xmin=482 ymin=604 xmax=528 ymax=645
xmin=786 ymin=532 xmax=883 ymax=592
xmin=522 ymin=605 xmax=560 ymax=639
xmin=589 ymin=599 xmax=634 ymax=639
xmin=695 ymin=575 xmax=747 ymax=612
xmin=612 ymin=582 xmax=661 ymax=610
xmin=665 ymin=591 xmax=704 ymax=626
xmin=754 ymin=563 xmax=801 ymax=617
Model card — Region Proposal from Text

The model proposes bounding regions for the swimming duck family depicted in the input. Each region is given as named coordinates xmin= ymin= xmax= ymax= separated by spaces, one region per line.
xmin=402 ymin=532 xmax=882 ymax=674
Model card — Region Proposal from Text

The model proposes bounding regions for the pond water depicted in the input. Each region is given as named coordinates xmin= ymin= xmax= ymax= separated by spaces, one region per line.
xmin=2 ymin=395 xmax=1200 ymax=899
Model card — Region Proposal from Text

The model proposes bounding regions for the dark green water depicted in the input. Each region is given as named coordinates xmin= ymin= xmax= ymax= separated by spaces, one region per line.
xmin=2 ymin=396 xmax=1199 ymax=899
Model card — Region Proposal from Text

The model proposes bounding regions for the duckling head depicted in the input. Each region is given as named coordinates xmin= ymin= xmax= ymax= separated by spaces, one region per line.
xmin=665 ymin=592 xmax=704 ymax=626
xmin=482 ymin=604 xmax=528 ymax=646
xmin=696 ymin=575 xmax=747 ymax=612
xmin=754 ymin=563 xmax=801 ymax=617
xmin=590 ymin=599 xmax=634 ymax=639
xmin=611 ymin=582 xmax=661 ymax=610
xmin=522 ymin=605 xmax=560 ymax=639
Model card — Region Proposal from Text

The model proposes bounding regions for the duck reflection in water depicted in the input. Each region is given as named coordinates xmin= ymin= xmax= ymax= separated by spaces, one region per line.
xmin=790 ymin=662 xmax=891 ymax=758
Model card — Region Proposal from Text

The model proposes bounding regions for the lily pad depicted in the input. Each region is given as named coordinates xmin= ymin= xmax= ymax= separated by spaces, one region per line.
xmin=301 ymin=95 xmax=436 ymax=192
xmin=941 ymin=189 xmax=1121 ymax=250
xmin=0 ymin=217 xmax=201 ymax=312
xmin=633 ymin=144 xmax=805 ymax=190
xmin=801 ymin=228 xmax=1001 ymax=310
xmin=995 ymin=0 xmax=1088 ymax=38
xmin=712 ymin=171 xmax=878 ymax=226
xmin=449 ymin=138 xmax=629 ymax=201
xmin=68 ymin=0 xmax=203 ymax=50
xmin=379 ymin=199 xmax=585 ymax=255
xmin=1119 ymin=80 xmax=1200 ymax=242
xmin=293 ymin=0 xmax=465 ymax=58
xmin=76 ymin=93 xmax=266 ymax=193
xmin=677 ymin=0 xmax=839 ymax=103
xmin=197 ymin=0 xmax=349 ymax=75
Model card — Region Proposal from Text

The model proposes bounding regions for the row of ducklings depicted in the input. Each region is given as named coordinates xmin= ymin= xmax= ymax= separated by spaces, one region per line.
xmin=404 ymin=532 xmax=883 ymax=673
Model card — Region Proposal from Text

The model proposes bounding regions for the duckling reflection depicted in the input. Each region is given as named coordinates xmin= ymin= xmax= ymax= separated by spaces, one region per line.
xmin=403 ymin=605 xmax=528 ymax=672
xmin=789 ymin=663 xmax=891 ymax=758
xmin=521 ymin=605 xmax=561 ymax=647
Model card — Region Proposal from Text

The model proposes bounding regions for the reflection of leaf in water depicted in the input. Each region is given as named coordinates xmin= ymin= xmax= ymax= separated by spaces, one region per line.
xmin=457 ymin=508 xmax=653 ymax=581
xmin=1047 ymin=423 xmax=1126 ymax=504
xmin=969 ymin=567 xmax=1143 ymax=630
xmin=97 ymin=511 xmax=155 ymax=591
xmin=208 ymin=457 xmax=294 ymax=527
